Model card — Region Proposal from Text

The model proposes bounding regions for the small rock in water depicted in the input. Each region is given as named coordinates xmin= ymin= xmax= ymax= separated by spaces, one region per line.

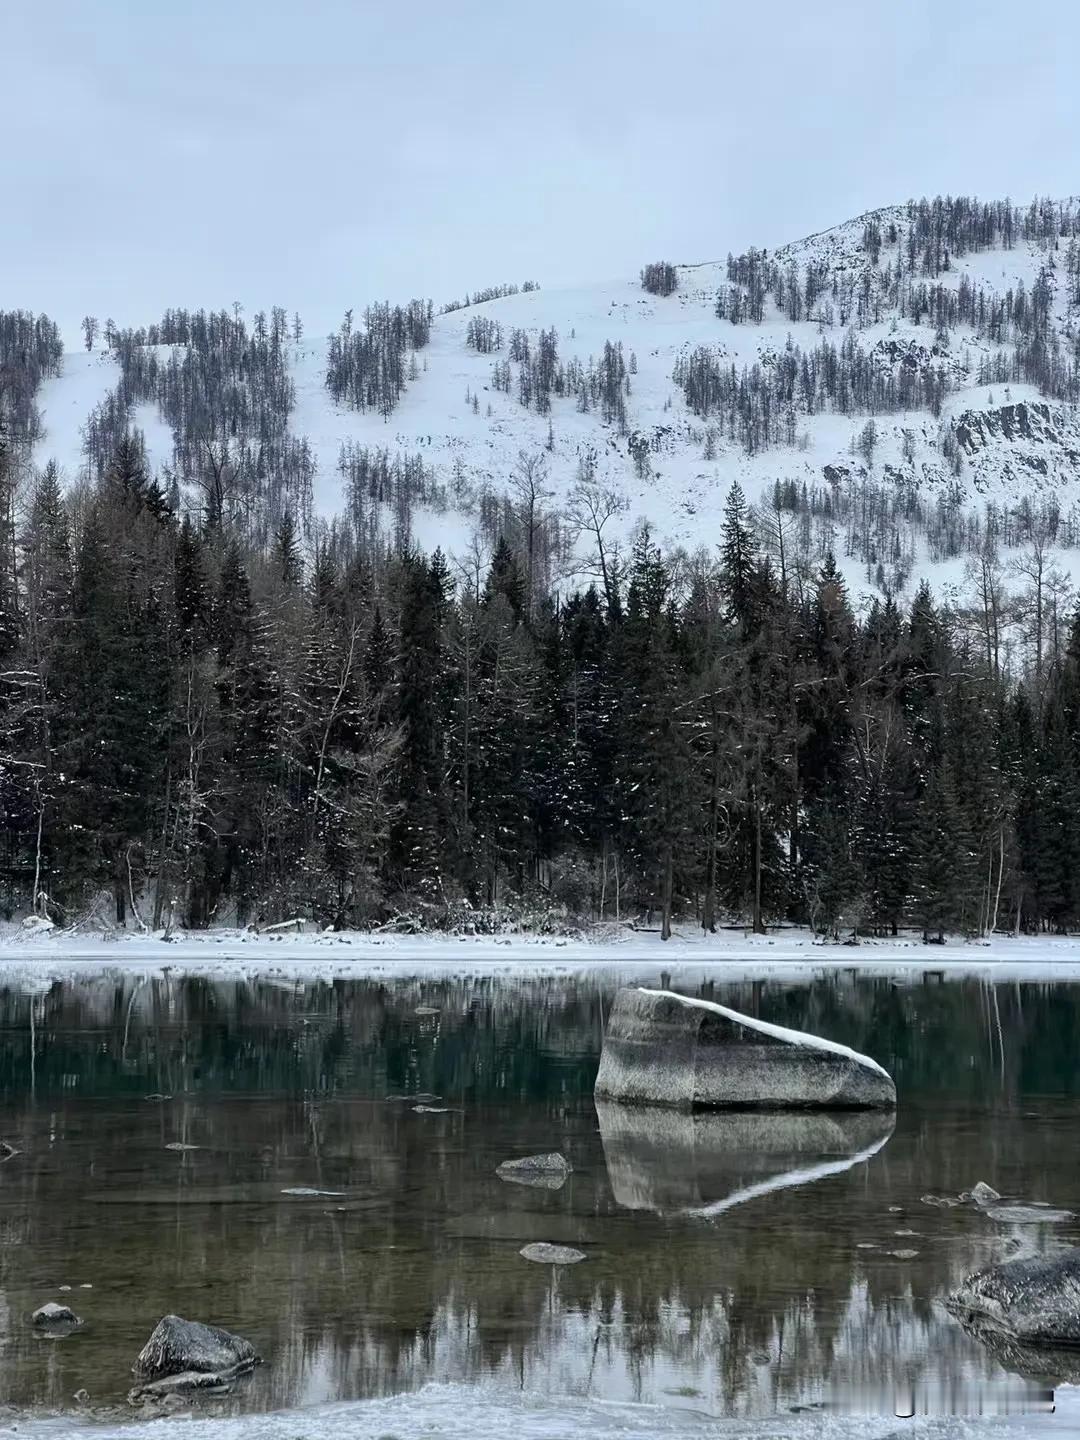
xmin=519 ymin=1242 xmax=586 ymax=1265
xmin=58 ymin=1285 xmax=72 ymax=1292
xmin=281 ymin=1187 xmax=344 ymax=1197
xmin=386 ymin=1092 xmax=441 ymax=1103
xmin=413 ymin=1105 xmax=451 ymax=1114
xmin=856 ymin=1242 xmax=877 ymax=1250
xmin=33 ymin=1302 xmax=81 ymax=1328
xmin=497 ymin=1153 xmax=572 ymax=1190
xmin=921 ymin=1193 xmax=959 ymax=1208
xmin=73 ymin=1388 xmax=90 ymax=1404
xmin=81 ymin=1283 xmax=93 ymax=1289
xmin=889 ymin=1249 xmax=920 ymax=1259
xmin=144 ymin=1094 xmax=172 ymax=1103
xmin=887 ymin=1205 xmax=904 ymax=1213
xmin=968 ymin=1182 xmax=1002 ymax=1207
xmin=414 ymin=1006 xmax=441 ymax=1016
xmin=895 ymin=1229 xmax=919 ymax=1237
xmin=165 ymin=1142 xmax=200 ymax=1152
xmin=986 ymin=1203 xmax=1075 ymax=1224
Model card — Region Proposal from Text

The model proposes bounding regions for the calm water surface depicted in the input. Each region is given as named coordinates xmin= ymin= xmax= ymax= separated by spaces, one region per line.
xmin=0 ymin=964 xmax=1077 ymax=1421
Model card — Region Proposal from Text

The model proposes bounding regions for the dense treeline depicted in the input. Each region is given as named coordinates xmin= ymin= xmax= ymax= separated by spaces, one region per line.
xmin=641 ymin=261 xmax=678 ymax=297
xmin=675 ymin=332 xmax=952 ymax=453
xmin=490 ymin=332 xmax=630 ymax=425
xmin=84 ymin=305 xmax=314 ymax=546
xmin=2 ymin=416 xmax=1078 ymax=940
xmin=0 ymin=311 xmax=63 ymax=446
xmin=326 ymin=301 xmax=434 ymax=419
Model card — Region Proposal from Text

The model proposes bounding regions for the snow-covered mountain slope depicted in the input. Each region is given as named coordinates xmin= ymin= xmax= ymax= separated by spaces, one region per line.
xmin=30 ymin=197 xmax=1080 ymax=599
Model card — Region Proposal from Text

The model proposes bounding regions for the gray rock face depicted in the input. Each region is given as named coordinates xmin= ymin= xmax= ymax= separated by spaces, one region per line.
xmin=594 ymin=988 xmax=896 ymax=1111
xmin=947 ymin=1251 xmax=1080 ymax=1345
xmin=519 ymin=1243 xmax=586 ymax=1265
xmin=496 ymin=1153 xmax=572 ymax=1190
xmin=32 ymin=1302 xmax=80 ymax=1328
xmin=132 ymin=1315 xmax=260 ymax=1382
xmin=596 ymin=1102 xmax=893 ymax=1215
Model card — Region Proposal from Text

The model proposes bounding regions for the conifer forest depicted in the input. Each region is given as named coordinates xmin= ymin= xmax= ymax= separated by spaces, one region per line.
xmin=5 ymin=193 xmax=1080 ymax=940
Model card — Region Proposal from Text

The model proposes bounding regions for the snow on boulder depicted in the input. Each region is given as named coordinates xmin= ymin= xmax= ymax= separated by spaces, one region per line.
xmin=594 ymin=988 xmax=896 ymax=1110
xmin=132 ymin=1315 xmax=260 ymax=1382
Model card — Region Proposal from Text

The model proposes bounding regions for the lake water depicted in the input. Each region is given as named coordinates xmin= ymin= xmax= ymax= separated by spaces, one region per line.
xmin=0 ymin=964 xmax=1078 ymax=1426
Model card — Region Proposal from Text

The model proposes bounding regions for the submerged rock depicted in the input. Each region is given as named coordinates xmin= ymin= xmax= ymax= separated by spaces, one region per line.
xmin=986 ymin=1203 xmax=1075 ymax=1224
xmin=594 ymin=988 xmax=896 ymax=1110
xmin=947 ymin=1251 xmax=1080 ymax=1345
xmin=519 ymin=1242 xmax=586 ymax=1265
xmin=967 ymin=1181 xmax=1002 ymax=1207
xmin=32 ymin=1302 xmax=81 ymax=1329
xmin=0 ymin=1140 xmax=19 ymax=1161
xmin=130 ymin=1370 xmax=234 ymax=1403
xmin=132 ymin=1315 xmax=260 ymax=1382
xmin=496 ymin=1153 xmax=572 ymax=1190
xmin=596 ymin=1102 xmax=893 ymax=1215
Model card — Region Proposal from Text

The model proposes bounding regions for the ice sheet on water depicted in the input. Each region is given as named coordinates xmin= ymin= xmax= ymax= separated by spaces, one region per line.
xmin=12 ymin=1382 xmax=1079 ymax=1439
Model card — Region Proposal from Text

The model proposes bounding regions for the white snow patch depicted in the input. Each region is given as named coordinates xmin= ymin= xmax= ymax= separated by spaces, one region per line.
xmin=5 ymin=925 xmax=1080 ymax=988
xmin=32 ymin=349 xmax=119 ymax=476
xmin=637 ymin=987 xmax=892 ymax=1080
xmin=685 ymin=1125 xmax=893 ymax=1219
xmin=10 ymin=1380 xmax=1077 ymax=1439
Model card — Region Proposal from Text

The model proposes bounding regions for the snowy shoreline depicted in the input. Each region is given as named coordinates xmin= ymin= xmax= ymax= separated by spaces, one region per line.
xmin=4 ymin=925 xmax=1080 ymax=984
xmin=9 ymin=1380 xmax=1079 ymax=1439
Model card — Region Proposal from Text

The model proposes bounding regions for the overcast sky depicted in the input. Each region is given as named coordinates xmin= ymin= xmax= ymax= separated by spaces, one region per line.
xmin=6 ymin=0 xmax=1077 ymax=346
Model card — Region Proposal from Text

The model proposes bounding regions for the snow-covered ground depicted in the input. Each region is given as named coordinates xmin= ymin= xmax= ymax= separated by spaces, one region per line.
xmin=27 ymin=201 xmax=1080 ymax=603
xmin=9 ymin=1380 xmax=1079 ymax=1439
xmin=4 ymin=923 xmax=1080 ymax=985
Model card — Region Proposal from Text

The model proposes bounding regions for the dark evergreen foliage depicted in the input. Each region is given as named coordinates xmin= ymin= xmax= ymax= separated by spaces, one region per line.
xmin=3 ymin=443 xmax=1075 ymax=941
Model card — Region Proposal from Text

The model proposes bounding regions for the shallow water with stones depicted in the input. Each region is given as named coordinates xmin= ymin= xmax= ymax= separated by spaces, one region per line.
xmin=0 ymin=963 xmax=1077 ymax=1423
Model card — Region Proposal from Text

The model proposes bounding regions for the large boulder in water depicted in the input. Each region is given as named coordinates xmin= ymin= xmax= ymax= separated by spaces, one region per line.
xmin=594 ymin=988 xmax=895 ymax=1110
xmin=947 ymin=1251 xmax=1080 ymax=1346
xmin=132 ymin=1315 xmax=260 ymax=1382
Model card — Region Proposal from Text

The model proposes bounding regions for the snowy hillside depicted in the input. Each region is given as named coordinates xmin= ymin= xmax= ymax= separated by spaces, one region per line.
xmin=27 ymin=194 xmax=1080 ymax=599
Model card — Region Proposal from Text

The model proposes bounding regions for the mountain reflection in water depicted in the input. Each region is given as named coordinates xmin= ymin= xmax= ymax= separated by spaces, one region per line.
xmin=0 ymin=966 xmax=1076 ymax=1419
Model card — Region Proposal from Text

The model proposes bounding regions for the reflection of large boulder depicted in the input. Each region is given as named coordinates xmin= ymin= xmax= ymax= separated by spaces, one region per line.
xmin=596 ymin=1101 xmax=894 ymax=1215
xmin=594 ymin=989 xmax=896 ymax=1110
xmin=947 ymin=1252 xmax=1080 ymax=1346
xmin=949 ymin=1313 xmax=1080 ymax=1386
